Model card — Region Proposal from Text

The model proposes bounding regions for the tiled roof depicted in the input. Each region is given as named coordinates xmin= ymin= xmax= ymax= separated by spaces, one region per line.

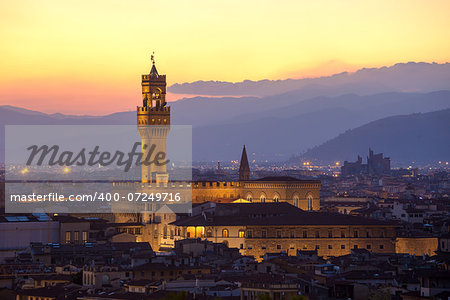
xmin=172 ymin=203 xmax=394 ymax=227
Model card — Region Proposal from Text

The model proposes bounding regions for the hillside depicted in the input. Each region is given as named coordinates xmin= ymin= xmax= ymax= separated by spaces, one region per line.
xmin=299 ymin=109 xmax=450 ymax=164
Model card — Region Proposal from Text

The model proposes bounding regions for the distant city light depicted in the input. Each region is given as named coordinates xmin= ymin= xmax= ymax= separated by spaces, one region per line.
xmin=20 ymin=168 xmax=29 ymax=175
xmin=63 ymin=167 xmax=71 ymax=173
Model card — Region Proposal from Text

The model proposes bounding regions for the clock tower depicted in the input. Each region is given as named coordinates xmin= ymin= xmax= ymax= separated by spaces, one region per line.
xmin=137 ymin=54 xmax=170 ymax=183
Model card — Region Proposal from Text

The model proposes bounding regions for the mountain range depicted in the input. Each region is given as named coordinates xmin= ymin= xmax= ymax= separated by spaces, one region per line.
xmin=169 ymin=62 xmax=450 ymax=97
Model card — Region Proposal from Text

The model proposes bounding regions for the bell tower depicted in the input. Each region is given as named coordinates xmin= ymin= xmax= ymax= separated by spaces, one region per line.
xmin=137 ymin=54 xmax=170 ymax=183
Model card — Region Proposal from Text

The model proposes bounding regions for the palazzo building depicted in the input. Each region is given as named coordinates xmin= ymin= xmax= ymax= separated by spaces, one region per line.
xmin=172 ymin=202 xmax=397 ymax=260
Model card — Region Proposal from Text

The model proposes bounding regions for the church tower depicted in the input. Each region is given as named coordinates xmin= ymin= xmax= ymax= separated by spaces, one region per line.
xmin=137 ymin=54 xmax=170 ymax=183
xmin=239 ymin=145 xmax=250 ymax=181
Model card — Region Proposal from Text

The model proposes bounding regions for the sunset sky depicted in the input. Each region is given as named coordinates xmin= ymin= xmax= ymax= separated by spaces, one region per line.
xmin=0 ymin=0 xmax=449 ymax=115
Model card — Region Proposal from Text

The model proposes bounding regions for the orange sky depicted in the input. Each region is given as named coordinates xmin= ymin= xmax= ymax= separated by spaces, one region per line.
xmin=0 ymin=0 xmax=449 ymax=115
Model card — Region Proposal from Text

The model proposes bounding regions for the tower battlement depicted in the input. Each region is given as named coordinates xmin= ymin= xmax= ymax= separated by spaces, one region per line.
xmin=137 ymin=106 xmax=170 ymax=113
xmin=142 ymin=74 xmax=166 ymax=81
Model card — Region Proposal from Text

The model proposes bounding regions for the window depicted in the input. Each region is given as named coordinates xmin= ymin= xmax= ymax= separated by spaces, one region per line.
xmin=277 ymin=230 xmax=282 ymax=238
xmin=273 ymin=195 xmax=279 ymax=202
xmin=260 ymin=194 xmax=266 ymax=203
xmin=262 ymin=245 xmax=266 ymax=249
xmin=379 ymin=244 xmax=384 ymax=249
xmin=277 ymin=245 xmax=281 ymax=250
xmin=262 ymin=230 xmax=267 ymax=238
xmin=341 ymin=245 xmax=345 ymax=249
xmin=290 ymin=231 xmax=295 ymax=238
xmin=240 ymin=244 xmax=243 ymax=249
xmin=74 ymin=231 xmax=79 ymax=242
xmin=366 ymin=232 xmax=370 ymax=238
xmin=315 ymin=245 xmax=320 ymax=250
xmin=238 ymin=230 xmax=245 ymax=238
xmin=328 ymin=245 xmax=332 ymax=249
xmin=65 ymin=231 xmax=71 ymax=244
xmin=367 ymin=244 xmax=371 ymax=249
xmin=354 ymin=245 xmax=358 ymax=249
xmin=307 ymin=194 xmax=313 ymax=211
xmin=380 ymin=231 xmax=384 ymax=238
xmin=315 ymin=231 xmax=320 ymax=238
xmin=328 ymin=231 xmax=333 ymax=238
xmin=206 ymin=229 xmax=213 ymax=238
xmin=354 ymin=231 xmax=358 ymax=238
xmin=341 ymin=232 xmax=345 ymax=238
xmin=303 ymin=231 xmax=307 ymax=238
xmin=222 ymin=229 xmax=229 ymax=238
xmin=247 ymin=230 xmax=253 ymax=238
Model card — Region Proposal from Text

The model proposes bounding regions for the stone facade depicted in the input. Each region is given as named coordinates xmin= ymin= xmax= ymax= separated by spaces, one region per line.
xmin=173 ymin=203 xmax=397 ymax=261
xmin=192 ymin=178 xmax=321 ymax=210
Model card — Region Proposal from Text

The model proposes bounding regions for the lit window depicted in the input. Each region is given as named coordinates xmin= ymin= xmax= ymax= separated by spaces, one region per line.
xmin=222 ymin=229 xmax=229 ymax=238
xmin=260 ymin=194 xmax=266 ymax=203
xmin=65 ymin=231 xmax=71 ymax=244
xmin=238 ymin=230 xmax=245 ymax=238
xmin=82 ymin=231 xmax=88 ymax=243
xmin=307 ymin=194 xmax=313 ymax=210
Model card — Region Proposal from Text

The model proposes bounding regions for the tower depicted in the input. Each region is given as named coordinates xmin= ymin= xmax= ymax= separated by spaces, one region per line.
xmin=137 ymin=54 xmax=170 ymax=183
xmin=239 ymin=145 xmax=250 ymax=181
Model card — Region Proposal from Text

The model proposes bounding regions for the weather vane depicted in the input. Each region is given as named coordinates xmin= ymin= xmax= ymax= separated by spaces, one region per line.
xmin=151 ymin=51 xmax=155 ymax=65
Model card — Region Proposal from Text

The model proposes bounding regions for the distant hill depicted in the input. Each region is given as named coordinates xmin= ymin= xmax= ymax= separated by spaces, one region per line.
xmin=299 ymin=109 xmax=450 ymax=164
xmin=169 ymin=62 xmax=450 ymax=97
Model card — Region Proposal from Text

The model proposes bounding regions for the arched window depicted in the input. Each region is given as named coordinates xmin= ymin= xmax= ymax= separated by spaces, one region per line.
xmin=206 ymin=229 xmax=213 ymax=238
xmin=260 ymin=194 xmax=266 ymax=203
xmin=273 ymin=194 xmax=280 ymax=202
xmin=238 ymin=230 xmax=245 ymax=238
xmin=293 ymin=195 xmax=299 ymax=207
xmin=307 ymin=194 xmax=313 ymax=211
xmin=222 ymin=229 xmax=229 ymax=238
xmin=246 ymin=194 xmax=253 ymax=202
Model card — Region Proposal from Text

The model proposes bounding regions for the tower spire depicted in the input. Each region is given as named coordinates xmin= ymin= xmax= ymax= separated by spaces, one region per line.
xmin=239 ymin=145 xmax=250 ymax=181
